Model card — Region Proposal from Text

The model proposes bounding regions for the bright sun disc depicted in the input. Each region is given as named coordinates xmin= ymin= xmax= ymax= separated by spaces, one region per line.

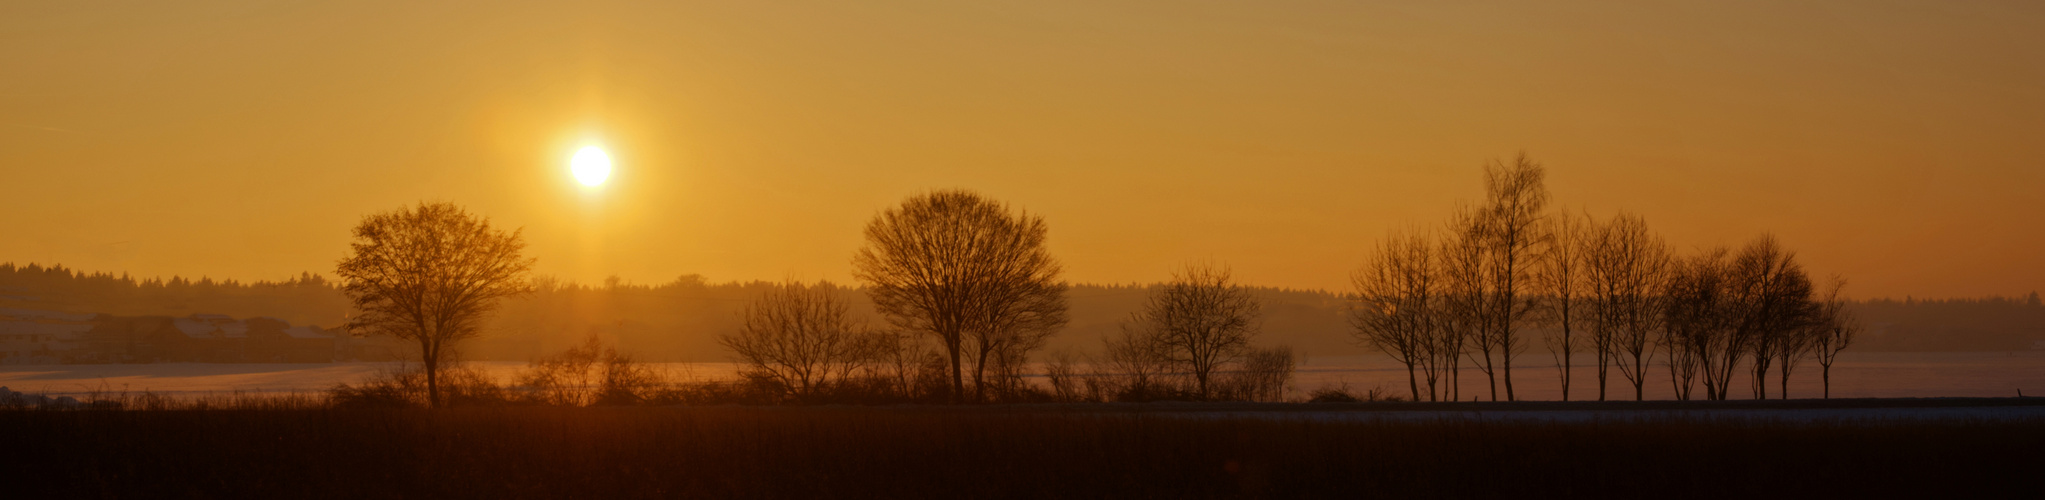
xmin=571 ymin=146 xmax=612 ymax=186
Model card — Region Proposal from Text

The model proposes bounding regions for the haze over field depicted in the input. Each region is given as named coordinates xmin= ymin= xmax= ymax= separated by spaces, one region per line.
xmin=7 ymin=352 xmax=2043 ymax=402
xmin=5 ymin=0 xmax=2044 ymax=299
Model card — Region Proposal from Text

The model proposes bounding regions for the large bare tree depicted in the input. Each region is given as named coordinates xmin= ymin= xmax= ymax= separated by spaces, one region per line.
xmin=336 ymin=202 xmax=533 ymax=408
xmin=1535 ymin=210 xmax=1590 ymax=401
xmin=1351 ymin=231 xmax=1439 ymax=401
xmin=1727 ymin=235 xmax=1817 ymax=400
xmin=965 ymin=274 xmax=1066 ymax=402
xmin=720 ymin=281 xmax=875 ymax=400
xmin=1476 ymin=153 xmax=1548 ymax=401
xmin=1810 ymin=276 xmax=1858 ymax=399
xmin=1585 ymin=212 xmax=1669 ymax=401
xmin=853 ymin=190 xmax=1068 ymax=403
xmin=1129 ymin=264 xmax=1261 ymax=399
xmin=1660 ymin=248 xmax=1731 ymax=401
xmin=1437 ymin=209 xmax=1493 ymax=402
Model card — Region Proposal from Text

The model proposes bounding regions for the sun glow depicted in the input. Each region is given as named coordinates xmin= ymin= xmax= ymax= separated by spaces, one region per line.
xmin=571 ymin=146 xmax=612 ymax=186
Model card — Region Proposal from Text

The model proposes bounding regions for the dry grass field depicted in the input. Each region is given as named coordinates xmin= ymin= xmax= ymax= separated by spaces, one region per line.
xmin=8 ymin=401 xmax=2043 ymax=499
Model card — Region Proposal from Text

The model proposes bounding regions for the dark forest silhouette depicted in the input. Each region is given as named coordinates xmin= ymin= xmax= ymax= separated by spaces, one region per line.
xmin=2 ymin=274 xmax=2038 ymax=360
xmin=2 ymin=263 xmax=2036 ymax=359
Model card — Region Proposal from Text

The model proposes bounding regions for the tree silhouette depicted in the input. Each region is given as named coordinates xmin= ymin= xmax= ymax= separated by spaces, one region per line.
xmin=336 ymin=202 xmax=533 ymax=408
xmin=853 ymin=190 xmax=1067 ymax=403
xmin=1535 ymin=210 xmax=1591 ymax=401
xmin=1473 ymin=153 xmax=1548 ymax=401
xmin=1129 ymin=264 xmax=1261 ymax=399
xmin=1351 ymin=230 xmax=1440 ymax=401
xmin=1728 ymin=236 xmax=1817 ymax=400
xmin=1811 ymin=277 xmax=1859 ymax=398
xmin=721 ymin=281 xmax=875 ymax=400
xmin=1587 ymin=212 xmax=1670 ymax=401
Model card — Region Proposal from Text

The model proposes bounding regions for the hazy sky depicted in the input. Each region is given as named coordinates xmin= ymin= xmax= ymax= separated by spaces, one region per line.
xmin=4 ymin=0 xmax=2041 ymax=298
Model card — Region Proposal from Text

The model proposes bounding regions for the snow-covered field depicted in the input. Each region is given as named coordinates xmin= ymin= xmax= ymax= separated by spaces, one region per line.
xmin=2 ymin=351 xmax=2041 ymax=401
xmin=0 ymin=361 xmax=743 ymax=397
xmin=1287 ymin=350 xmax=2045 ymax=401
xmin=1181 ymin=405 xmax=2045 ymax=423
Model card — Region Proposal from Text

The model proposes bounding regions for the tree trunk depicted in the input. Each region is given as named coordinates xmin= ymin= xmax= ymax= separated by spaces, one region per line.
xmin=1558 ymin=349 xmax=1571 ymax=402
xmin=1822 ymin=364 xmax=1831 ymax=399
xmin=1596 ymin=356 xmax=1608 ymax=402
xmin=1753 ymin=367 xmax=1769 ymax=400
xmin=1449 ymin=354 xmax=1461 ymax=402
xmin=1405 ymin=363 xmax=1420 ymax=402
xmin=421 ymin=340 xmax=441 ymax=408
xmin=1502 ymin=347 xmax=1516 ymax=402
xmin=1483 ymin=352 xmax=1498 ymax=401
xmin=1779 ymin=361 xmax=1791 ymax=400
xmin=972 ymin=344 xmax=991 ymax=403
xmin=947 ymin=336 xmax=964 ymax=404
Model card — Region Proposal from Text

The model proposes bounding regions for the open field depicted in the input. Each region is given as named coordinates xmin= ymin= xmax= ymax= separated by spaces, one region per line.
xmin=5 ymin=351 xmax=2041 ymax=401
xmin=7 ymin=402 xmax=2042 ymax=499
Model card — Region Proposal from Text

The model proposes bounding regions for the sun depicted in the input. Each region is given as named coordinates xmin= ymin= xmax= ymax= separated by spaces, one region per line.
xmin=571 ymin=146 xmax=612 ymax=186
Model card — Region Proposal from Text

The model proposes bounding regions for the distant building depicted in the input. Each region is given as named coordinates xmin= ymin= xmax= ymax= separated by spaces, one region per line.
xmin=0 ymin=309 xmax=97 ymax=364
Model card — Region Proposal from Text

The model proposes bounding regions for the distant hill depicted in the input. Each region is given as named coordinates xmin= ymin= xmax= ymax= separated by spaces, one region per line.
xmin=3 ymin=263 xmax=2039 ymax=361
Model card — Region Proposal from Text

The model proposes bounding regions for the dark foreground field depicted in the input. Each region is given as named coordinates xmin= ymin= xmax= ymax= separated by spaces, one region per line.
xmin=9 ymin=400 xmax=2044 ymax=499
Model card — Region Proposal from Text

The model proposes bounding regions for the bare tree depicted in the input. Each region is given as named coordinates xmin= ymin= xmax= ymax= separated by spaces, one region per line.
xmin=1220 ymin=345 xmax=1297 ymax=402
xmin=336 ymin=202 xmax=534 ymax=408
xmin=1437 ymin=210 xmax=1493 ymax=402
xmin=1660 ymin=249 xmax=1730 ymax=401
xmin=1128 ymin=264 xmax=1261 ymax=399
xmin=1728 ymin=236 xmax=1817 ymax=400
xmin=1775 ymin=300 xmax=1826 ymax=400
xmin=1771 ymin=271 xmax=1836 ymax=399
xmin=720 ymin=281 xmax=875 ymax=400
xmin=1350 ymin=231 xmax=1439 ymax=401
xmin=1102 ymin=326 xmax=1176 ymax=398
xmin=1043 ymin=351 xmax=1086 ymax=402
xmin=1811 ymin=276 xmax=1858 ymax=399
xmin=1476 ymin=153 xmax=1549 ymax=401
xmin=1584 ymin=212 xmax=1669 ymax=401
xmin=1535 ymin=210 xmax=1590 ymax=401
xmin=865 ymin=330 xmax=941 ymax=399
xmin=966 ymin=277 xmax=1066 ymax=402
xmin=853 ymin=190 xmax=1068 ymax=403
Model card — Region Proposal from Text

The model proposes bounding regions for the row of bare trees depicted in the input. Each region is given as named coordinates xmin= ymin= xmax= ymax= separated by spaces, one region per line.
xmin=1656 ymin=238 xmax=1859 ymax=400
xmin=335 ymin=193 xmax=1297 ymax=406
xmin=1354 ymin=155 xmax=1860 ymax=402
xmin=1351 ymin=155 xmax=1551 ymax=402
xmin=732 ymin=194 xmax=1293 ymax=403
xmin=334 ymin=163 xmax=1856 ymax=407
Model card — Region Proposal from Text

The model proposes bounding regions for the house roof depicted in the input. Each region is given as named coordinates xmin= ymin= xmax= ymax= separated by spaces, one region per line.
xmin=282 ymin=325 xmax=333 ymax=339
xmin=0 ymin=321 xmax=94 ymax=336
xmin=0 ymin=308 xmax=98 ymax=322
xmin=172 ymin=317 xmax=249 ymax=339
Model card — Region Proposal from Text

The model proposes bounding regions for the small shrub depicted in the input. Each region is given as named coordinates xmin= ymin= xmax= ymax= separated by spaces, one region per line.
xmin=1214 ymin=346 xmax=1296 ymax=402
xmin=517 ymin=334 xmax=658 ymax=406
xmin=328 ymin=364 xmax=510 ymax=409
xmin=1307 ymin=386 xmax=1362 ymax=403
xmin=1308 ymin=384 xmax=1405 ymax=403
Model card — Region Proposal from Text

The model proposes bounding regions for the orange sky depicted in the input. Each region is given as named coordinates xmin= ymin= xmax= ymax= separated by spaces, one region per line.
xmin=3 ymin=0 xmax=2041 ymax=298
